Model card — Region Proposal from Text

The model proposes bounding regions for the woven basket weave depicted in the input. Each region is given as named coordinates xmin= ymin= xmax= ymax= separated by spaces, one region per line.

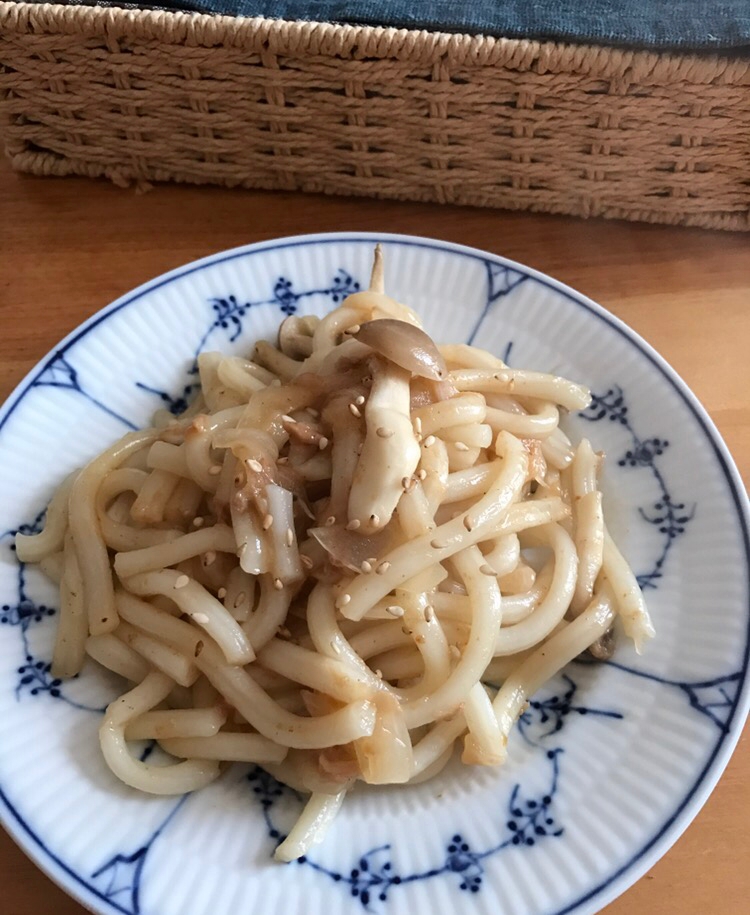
xmin=1 ymin=2 xmax=749 ymax=230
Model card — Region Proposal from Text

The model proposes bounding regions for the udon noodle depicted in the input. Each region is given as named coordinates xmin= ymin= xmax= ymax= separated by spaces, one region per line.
xmin=17 ymin=247 xmax=653 ymax=861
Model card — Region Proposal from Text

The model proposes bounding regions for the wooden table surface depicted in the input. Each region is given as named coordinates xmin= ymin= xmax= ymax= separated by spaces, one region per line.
xmin=0 ymin=159 xmax=748 ymax=914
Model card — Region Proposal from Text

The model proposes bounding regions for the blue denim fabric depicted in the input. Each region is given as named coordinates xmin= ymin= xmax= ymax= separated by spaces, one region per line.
xmin=145 ymin=1 xmax=750 ymax=51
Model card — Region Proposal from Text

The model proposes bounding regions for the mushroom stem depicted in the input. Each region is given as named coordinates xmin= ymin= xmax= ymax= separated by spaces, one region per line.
xmin=370 ymin=244 xmax=385 ymax=294
xmin=348 ymin=358 xmax=421 ymax=532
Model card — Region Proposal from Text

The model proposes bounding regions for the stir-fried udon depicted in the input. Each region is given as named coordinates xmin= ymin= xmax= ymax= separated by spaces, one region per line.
xmin=17 ymin=248 xmax=654 ymax=861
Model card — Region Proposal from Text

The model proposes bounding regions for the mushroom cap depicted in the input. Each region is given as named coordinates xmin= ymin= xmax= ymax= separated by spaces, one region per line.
xmin=353 ymin=319 xmax=447 ymax=380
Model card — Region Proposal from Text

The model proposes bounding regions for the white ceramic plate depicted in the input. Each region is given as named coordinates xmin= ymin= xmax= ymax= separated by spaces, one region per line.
xmin=0 ymin=233 xmax=747 ymax=915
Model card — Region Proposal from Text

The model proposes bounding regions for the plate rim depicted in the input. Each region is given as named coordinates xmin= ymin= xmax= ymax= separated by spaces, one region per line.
xmin=0 ymin=231 xmax=748 ymax=915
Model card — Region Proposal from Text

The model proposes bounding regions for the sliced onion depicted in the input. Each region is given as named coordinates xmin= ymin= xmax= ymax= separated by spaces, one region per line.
xmin=354 ymin=320 xmax=447 ymax=380
xmin=309 ymin=523 xmax=399 ymax=574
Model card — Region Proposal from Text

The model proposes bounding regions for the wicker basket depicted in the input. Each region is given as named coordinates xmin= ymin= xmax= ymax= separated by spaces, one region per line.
xmin=1 ymin=2 xmax=749 ymax=230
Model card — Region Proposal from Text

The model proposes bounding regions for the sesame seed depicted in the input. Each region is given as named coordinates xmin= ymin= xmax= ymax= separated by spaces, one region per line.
xmin=355 ymin=395 xmax=365 ymax=406
xmin=300 ymin=554 xmax=314 ymax=569
xmin=273 ymin=578 xmax=284 ymax=591
xmin=424 ymin=435 xmax=436 ymax=448
xmin=425 ymin=605 xmax=435 ymax=622
xmin=401 ymin=626 xmax=412 ymax=636
xmin=234 ymin=591 xmax=246 ymax=608
xmin=360 ymin=560 xmax=373 ymax=574
xmin=281 ymin=414 xmax=296 ymax=424
xmin=208 ymin=464 xmax=222 ymax=476
xmin=318 ymin=436 xmax=329 ymax=450
xmin=285 ymin=528 xmax=294 ymax=547
xmin=192 ymin=612 xmax=209 ymax=624
xmin=374 ymin=668 xmax=383 ymax=679
xmin=336 ymin=594 xmax=351 ymax=608
xmin=376 ymin=561 xmax=391 ymax=574
xmin=479 ymin=564 xmax=495 ymax=576
xmin=248 ymin=459 xmax=263 ymax=473
xmin=174 ymin=575 xmax=190 ymax=589
xmin=346 ymin=519 xmax=361 ymax=531
xmin=454 ymin=442 xmax=470 ymax=452
xmin=349 ymin=403 xmax=362 ymax=418
xmin=262 ymin=514 xmax=274 ymax=531
xmin=192 ymin=516 xmax=205 ymax=528
xmin=325 ymin=515 xmax=336 ymax=527
xmin=463 ymin=516 xmax=474 ymax=532
xmin=308 ymin=408 xmax=320 ymax=418
xmin=277 ymin=455 xmax=289 ymax=465
xmin=430 ymin=539 xmax=446 ymax=550
xmin=414 ymin=417 xmax=423 ymax=434
xmin=417 ymin=469 xmax=427 ymax=480
xmin=217 ymin=587 xmax=227 ymax=599
xmin=347 ymin=324 xmax=361 ymax=335
xmin=330 ymin=640 xmax=342 ymax=654
xmin=370 ymin=513 xmax=380 ymax=528
xmin=449 ymin=645 xmax=461 ymax=659
xmin=203 ymin=550 xmax=217 ymax=566
xmin=386 ymin=605 xmax=404 ymax=617
xmin=493 ymin=372 xmax=509 ymax=383
xmin=376 ymin=427 xmax=394 ymax=438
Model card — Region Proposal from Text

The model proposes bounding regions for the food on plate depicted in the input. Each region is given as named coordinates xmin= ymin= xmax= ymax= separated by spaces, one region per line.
xmin=17 ymin=247 xmax=653 ymax=861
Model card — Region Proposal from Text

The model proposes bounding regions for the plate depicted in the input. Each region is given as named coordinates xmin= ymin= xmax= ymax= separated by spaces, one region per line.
xmin=0 ymin=233 xmax=747 ymax=915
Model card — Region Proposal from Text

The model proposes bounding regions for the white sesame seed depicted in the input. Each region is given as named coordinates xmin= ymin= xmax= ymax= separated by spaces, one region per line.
xmin=192 ymin=516 xmax=205 ymax=528
xmin=262 ymin=514 xmax=274 ymax=531
xmin=348 ymin=324 xmax=361 ymax=335
xmin=370 ymin=513 xmax=380 ymax=528
xmin=308 ymin=408 xmax=320 ymax=418
xmin=330 ymin=640 xmax=342 ymax=654
xmin=360 ymin=560 xmax=373 ymax=574
xmin=325 ymin=515 xmax=336 ymax=527
xmin=423 ymin=435 xmax=436 ymax=448
xmin=174 ymin=574 xmax=190 ymax=589
xmin=479 ymin=564 xmax=495 ymax=576
xmin=281 ymin=414 xmax=296 ymax=424
xmin=493 ymin=372 xmax=510 ymax=383
xmin=374 ymin=668 xmax=383 ymax=679
xmin=376 ymin=561 xmax=391 ymax=575
xmin=277 ymin=456 xmax=289 ymax=465
xmin=192 ymin=612 xmax=210 ymax=624
xmin=425 ymin=605 xmax=435 ymax=622
xmin=454 ymin=442 xmax=470 ymax=452
xmin=346 ymin=519 xmax=361 ymax=531
xmin=417 ymin=469 xmax=427 ymax=480
xmin=414 ymin=417 xmax=422 ymax=434
xmin=203 ymin=550 xmax=217 ymax=566
xmin=355 ymin=395 xmax=365 ymax=406
xmin=273 ymin=578 xmax=284 ymax=591
xmin=386 ymin=605 xmax=404 ymax=617
xmin=349 ymin=403 xmax=362 ymax=418
xmin=463 ymin=516 xmax=474 ymax=532
xmin=208 ymin=464 xmax=222 ymax=475
xmin=217 ymin=587 xmax=227 ymax=599
xmin=376 ymin=427 xmax=394 ymax=438
xmin=234 ymin=591 xmax=246 ymax=608
xmin=248 ymin=459 xmax=263 ymax=473
xmin=285 ymin=528 xmax=294 ymax=547
xmin=318 ymin=436 xmax=329 ymax=450
xmin=300 ymin=554 xmax=314 ymax=569
xmin=450 ymin=645 xmax=461 ymax=659
xmin=430 ymin=539 xmax=446 ymax=550
xmin=336 ymin=593 xmax=351 ymax=608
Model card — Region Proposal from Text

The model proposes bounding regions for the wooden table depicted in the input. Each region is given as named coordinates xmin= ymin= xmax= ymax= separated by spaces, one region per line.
xmin=0 ymin=160 xmax=748 ymax=914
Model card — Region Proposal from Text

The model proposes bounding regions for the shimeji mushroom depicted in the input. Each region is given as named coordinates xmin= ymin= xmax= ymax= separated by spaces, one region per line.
xmin=347 ymin=356 xmax=421 ymax=533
